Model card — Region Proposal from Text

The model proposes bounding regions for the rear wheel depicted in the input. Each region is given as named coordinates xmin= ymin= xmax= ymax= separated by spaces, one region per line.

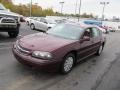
xmin=96 ymin=44 xmax=104 ymax=56
xmin=60 ymin=53 xmax=75 ymax=74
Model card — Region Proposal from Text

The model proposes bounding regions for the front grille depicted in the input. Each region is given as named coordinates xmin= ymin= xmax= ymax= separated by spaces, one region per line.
xmin=0 ymin=14 xmax=19 ymax=23
xmin=0 ymin=14 xmax=18 ymax=19
xmin=1 ymin=18 xmax=15 ymax=23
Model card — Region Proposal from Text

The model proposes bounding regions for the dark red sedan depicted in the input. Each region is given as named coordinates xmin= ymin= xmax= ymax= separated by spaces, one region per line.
xmin=12 ymin=23 xmax=106 ymax=74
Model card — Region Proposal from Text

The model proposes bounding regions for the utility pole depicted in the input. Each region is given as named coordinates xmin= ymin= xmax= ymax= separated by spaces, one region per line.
xmin=78 ymin=0 xmax=81 ymax=22
xmin=30 ymin=0 xmax=32 ymax=17
xmin=100 ymin=2 xmax=109 ymax=20
xmin=59 ymin=1 xmax=65 ymax=14
xmin=75 ymin=0 xmax=78 ymax=15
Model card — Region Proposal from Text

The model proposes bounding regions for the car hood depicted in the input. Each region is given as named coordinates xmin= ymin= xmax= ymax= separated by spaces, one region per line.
xmin=19 ymin=33 xmax=76 ymax=52
xmin=0 ymin=10 xmax=20 ymax=17
xmin=47 ymin=23 xmax=56 ymax=28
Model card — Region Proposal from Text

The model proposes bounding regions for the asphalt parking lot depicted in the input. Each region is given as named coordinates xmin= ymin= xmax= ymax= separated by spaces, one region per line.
xmin=0 ymin=23 xmax=120 ymax=90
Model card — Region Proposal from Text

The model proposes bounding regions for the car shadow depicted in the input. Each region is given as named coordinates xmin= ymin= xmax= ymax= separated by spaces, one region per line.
xmin=0 ymin=32 xmax=17 ymax=43
xmin=75 ymin=54 xmax=100 ymax=68
xmin=11 ymin=61 xmax=68 ymax=88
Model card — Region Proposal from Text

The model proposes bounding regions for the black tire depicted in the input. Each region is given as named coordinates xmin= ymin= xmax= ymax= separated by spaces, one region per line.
xmin=27 ymin=21 xmax=29 ymax=26
xmin=30 ymin=24 xmax=35 ymax=30
xmin=8 ymin=31 xmax=19 ymax=38
xmin=60 ymin=53 xmax=75 ymax=74
xmin=96 ymin=44 xmax=104 ymax=56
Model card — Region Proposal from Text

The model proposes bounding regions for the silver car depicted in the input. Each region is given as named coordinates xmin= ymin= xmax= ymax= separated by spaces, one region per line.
xmin=30 ymin=17 xmax=56 ymax=32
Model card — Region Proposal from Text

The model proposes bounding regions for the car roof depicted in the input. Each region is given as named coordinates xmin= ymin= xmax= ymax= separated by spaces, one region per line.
xmin=64 ymin=22 xmax=98 ymax=29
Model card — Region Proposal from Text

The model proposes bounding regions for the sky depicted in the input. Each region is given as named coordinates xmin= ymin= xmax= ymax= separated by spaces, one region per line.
xmin=12 ymin=0 xmax=120 ymax=18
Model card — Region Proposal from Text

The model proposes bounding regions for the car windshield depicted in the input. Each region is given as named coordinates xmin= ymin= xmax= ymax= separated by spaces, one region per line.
xmin=47 ymin=23 xmax=84 ymax=40
xmin=0 ymin=4 xmax=6 ymax=10
xmin=46 ymin=19 xmax=56 ymax=24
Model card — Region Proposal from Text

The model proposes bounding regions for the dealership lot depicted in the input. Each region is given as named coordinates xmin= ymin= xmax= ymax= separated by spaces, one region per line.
xmin=0 ymin=23 xmax=120 ymax=90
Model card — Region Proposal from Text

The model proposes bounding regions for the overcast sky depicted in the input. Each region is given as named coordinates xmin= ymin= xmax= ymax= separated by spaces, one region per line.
xmin=12 ymin=0 xmax=119 ymax=18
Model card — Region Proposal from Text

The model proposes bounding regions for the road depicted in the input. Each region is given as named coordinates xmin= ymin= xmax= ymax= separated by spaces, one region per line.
xmin=0 ymin=23 xmax=120 ymax=90
xmin=95 ymin=51 xmax=120 ymax=90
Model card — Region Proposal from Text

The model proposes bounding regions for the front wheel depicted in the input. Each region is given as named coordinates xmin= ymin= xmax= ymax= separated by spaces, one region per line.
xmin=8 ymin=31 xmax=19 ymax=38
xmin=60 ymin=53 xmax=75 ymax=74
xmin=30 ymin=24 xmax=35 ymax=30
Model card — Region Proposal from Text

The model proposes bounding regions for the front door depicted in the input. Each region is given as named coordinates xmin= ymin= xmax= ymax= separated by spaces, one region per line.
xmin=77 ymin=28 xmax=95 ymax=61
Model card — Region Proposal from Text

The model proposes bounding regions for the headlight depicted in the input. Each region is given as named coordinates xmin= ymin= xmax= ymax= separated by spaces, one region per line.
xmin=32 ymin=51 xmax=53 ymax=60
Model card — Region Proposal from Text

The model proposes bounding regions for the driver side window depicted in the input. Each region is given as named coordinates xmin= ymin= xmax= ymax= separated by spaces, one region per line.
xmin=83 ymin=28 xmax=92 ymax=38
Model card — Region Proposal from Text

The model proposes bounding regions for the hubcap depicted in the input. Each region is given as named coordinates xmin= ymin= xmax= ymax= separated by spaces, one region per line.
xmin=64 ymin=57 xmax=74 ymax=72
xmin=99 ymin=45 xmax=103 ymax=54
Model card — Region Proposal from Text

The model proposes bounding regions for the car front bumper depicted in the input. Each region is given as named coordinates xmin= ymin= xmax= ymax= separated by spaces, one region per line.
xmin=12 ymin=48 xmax=61 ymax=72
xmin=0 ymin=23 xmax=17 ymax=28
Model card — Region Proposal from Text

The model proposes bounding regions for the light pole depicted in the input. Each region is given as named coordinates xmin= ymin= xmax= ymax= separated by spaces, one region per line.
xmin=30 ymin=0 xmax=32 ymax=17
xmin=100 ymin=2 xmax=109 ymax=20
xmin=75 ymin=0 xmax=78 ymax=15
xmin=78 ymin=0 xmax=81 ymax=22
xmin=59 ymin=1 xmax=65 ymax=14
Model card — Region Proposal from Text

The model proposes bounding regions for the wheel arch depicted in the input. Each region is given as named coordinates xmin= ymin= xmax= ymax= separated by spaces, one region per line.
xmin=30 ymin=23 xmax=35 ymax=29
xmin=65 ymin=50 xmax=78 ymax=65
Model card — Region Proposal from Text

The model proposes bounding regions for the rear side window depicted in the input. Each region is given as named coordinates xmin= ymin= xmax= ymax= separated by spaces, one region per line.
xmin=92 ymin=28 xmax=100 ymax=37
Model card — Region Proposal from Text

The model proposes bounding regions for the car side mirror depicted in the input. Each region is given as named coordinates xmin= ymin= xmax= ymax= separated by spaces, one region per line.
xmin=80 ymin=36 xmax=90 ymax=43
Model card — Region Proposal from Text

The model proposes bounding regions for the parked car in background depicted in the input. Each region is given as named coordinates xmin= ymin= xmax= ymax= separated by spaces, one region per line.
xmin=78 ymin=21 xmax=106 ymax=33
xmin=30 ymin=17 xmax=57 ymax=32
xmin=55 ymin=19 xmax=67 ymax=24
xmin=30 ymin=17 xmax=48 ymax=32
xmin=100 ymin=26 xmax=109 ymax=34
xmin=13 ymin=23 xmax=106 ymax=74
xmin=109 ymin=27 xmax=116 ymax=32
xmin=41 ymin=18 xmax=57 ymax=29
xmin=0 ymin=3 xmax=20 ymax=38
xmin=25 ymin=17 xmax=34 ymax=26
xmin=20 ymin=15 xmax=26 ymax=22
xmin=97 ymin=26 xmax=106 ymax=33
